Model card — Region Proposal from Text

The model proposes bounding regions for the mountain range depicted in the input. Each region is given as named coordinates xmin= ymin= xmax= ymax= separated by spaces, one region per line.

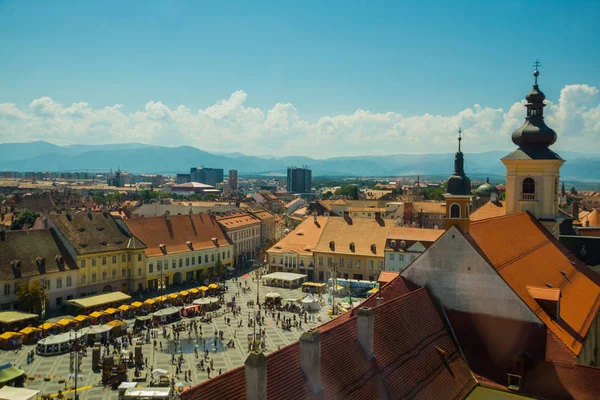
xmin=1 ymin=141 xmax=600 ymax=182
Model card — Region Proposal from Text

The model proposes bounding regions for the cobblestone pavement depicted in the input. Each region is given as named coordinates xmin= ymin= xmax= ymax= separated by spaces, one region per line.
xmin=1 ymin=273 xmax=340 ymax=399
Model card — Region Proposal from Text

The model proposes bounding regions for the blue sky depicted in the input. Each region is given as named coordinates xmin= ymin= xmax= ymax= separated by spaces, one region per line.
xmin=1 ymin=0 xmax=599 ymax=156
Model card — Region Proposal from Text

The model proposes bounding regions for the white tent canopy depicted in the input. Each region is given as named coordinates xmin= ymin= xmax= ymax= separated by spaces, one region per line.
xmin=0 ymin=386 xmax=39 ymax=400
xmin=38 ymin=329 xmax=89 ymax=346
xmin=87 ymin=325 xmax=112 ymax=335
xmin=265 ymin=292 xmax=281 ymax=299
xmin=302 ymin=294 xmax=320 ymax=311
xmin=193 ymin=298 xmax=211 ymax=305
xmin=153 ymin=307 xmax=179 ymax=317
xmin=123 ymin=387 xmax=171 ymax=399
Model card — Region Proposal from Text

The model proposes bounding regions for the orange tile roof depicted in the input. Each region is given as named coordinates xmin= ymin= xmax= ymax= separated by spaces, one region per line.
xmin=180 ymin=288 xmax=476 ymax=400
xmin=470 ymin=200 xmax=506 ymax=221
xmin=387 ymin=226 xmax=444 ymax=242
xmin=267 ymin=216 xmax=328 ymax=255
xmin=468 ymin=212 xmax=600 ymax=356
xmin=580 ymin=208 xmax=600 ymax=227
xmin=313 ymin=217 xmax=391 ymax=257
xmin=377 ymin=271 xmax=399 ymax=284
xmin=124 ymin=213 xmax=231 ymax=257
xmin=412 ymin=201 xmax=446 ymax=214
xmin=215 ymin=212 xmax=261 ymax=229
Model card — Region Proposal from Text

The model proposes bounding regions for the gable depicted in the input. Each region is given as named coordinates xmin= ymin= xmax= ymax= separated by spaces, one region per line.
xmin=406 ymin=241 xmax=426 ymax=252
xmin=401 ymin=226 xmax=541 ymax=324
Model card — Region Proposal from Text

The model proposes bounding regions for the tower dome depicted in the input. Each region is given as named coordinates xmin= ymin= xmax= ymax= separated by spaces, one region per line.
xmin=511 ymin=68 xmax=557 ymax=148
xmin=475 ymin=178 xmax=500 ymax=198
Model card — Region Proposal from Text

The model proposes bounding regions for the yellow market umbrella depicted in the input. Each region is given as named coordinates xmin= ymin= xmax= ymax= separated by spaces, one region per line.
xmin=131 ymin=301 xmax=143 ymax=308
xmin=39 ymin=322 xmax=55 ymax=331
xmin=143 ymin=299 xmax=155 ymax=305
xmin=104 ymin=308 xmax=118 ymax=315
xmin=199 ymin=286 xmax=208 ymax=292
xmin=189 ymin=288 xmax=199 ymax=294
xmin=208 ymin=284 xmax=218 ymax=290
xmin=179 ymin=290 xmax=189 ymax=296
xmin=167 ymin=293 xmax=178 ymax=300
xmin=106 ymin=320 xmax=127 ymax=327
xmin=118 ymin=304 xmax=130 ymax=311
xmin=89 ymin=311 xmax=104 ymax=318
xmin=368 ymin=287 xmax=379 ymax=294
xmin=74 ymin=315 xmax=89 ymax=322
xmin=56 ymin=318 xmax=74 ymax=327
xmin=154 ymin=296 xmax=167 ymax=302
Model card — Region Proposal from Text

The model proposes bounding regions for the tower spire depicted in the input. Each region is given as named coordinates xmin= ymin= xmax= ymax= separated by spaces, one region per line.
xmin=533 ymin=59 xmax=541 ymax=85
xmin=458 ymin=128 xmax=462 ymax=152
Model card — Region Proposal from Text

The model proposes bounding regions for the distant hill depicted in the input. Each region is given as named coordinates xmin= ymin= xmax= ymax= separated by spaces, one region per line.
xmin=0 ymin=141 xmax=599 ymax=181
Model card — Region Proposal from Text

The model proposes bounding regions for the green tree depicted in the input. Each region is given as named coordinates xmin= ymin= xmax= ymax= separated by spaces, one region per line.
xmin=214 ymin=259 xmax=226 ymax=279
xmin=420 ymin=187 xmax=445 ymax=201
xmin=570 ymin=186 xmax=578 ymax=195
xmin=16 ymin=280 xmax=47 ymax=314
xmin=334 ymin=185 xmax=359 ymax=200
xmin=10 ymin=210 xmax=40 ymax=230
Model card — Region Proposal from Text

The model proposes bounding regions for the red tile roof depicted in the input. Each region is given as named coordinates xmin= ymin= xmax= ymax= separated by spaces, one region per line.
xmin=469 ymin=200 xmax=505 ymax=221
xmin=181 ymin=287 xmax=476 ymax=400
xmin=124 ymin=213 xmax=230 ymax=257
xmin=377 ymin=271 xmax=399 ymax=285
xmin=468 ymin=212 xmax=600 ymax=356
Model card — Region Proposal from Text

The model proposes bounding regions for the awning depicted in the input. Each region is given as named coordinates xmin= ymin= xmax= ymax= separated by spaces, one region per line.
xmin=199 ymin=286 xmax=208 ymax=291
xmin=106 ymin=320 xmax=127 ymax=328
xmin=154 ymin=296 xmax=167 ymax=302
xmin=143 ymin=299 xmax=155 ymax=305
xmin=0 ymin=363 xmax=25 ymax=384
xmin=104 ymin=308 xmax=118 ymax=315
xmin=0 ymin=311 xmax=38 ymax=325
xmin=89 ymin=311 xmax=104 ymax=318
xmin=18 ymin=327 xmax=40 ymax=335
xmin=67 ymin=292 xmax=131 ymax=309
xmin=56 ymin=318 xmax=74 ymax=327
xmin=74 ymin=315 xmax=89 ymax=322
xmin=153 ymin=307 xmax=179 ymax=317
xmin=118 ymin=305 xmax=131 ymax=311
xmin=179 ymin=291 xmax=189 ymax=296
xmin=265 ymin=292 xmax=281 ymax=299
xmin=167 ymin=293 xmax=178 ymax=300
xmin=0 ymin=332 xmax=20 ymax=340
xmin=208 ymin=284 xmax=218 ymax=289
xmin=39 ymin=323 xmax=55 ymax=330
xmin=0 ymin=385 xmax=39 ymax=400
xmin=189 ymin=288 xmax=199 ymax=294
xmin=131 ymin=302 xmax=143 ymax=308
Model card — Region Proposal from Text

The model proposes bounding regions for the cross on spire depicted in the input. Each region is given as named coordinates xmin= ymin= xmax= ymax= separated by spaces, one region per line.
xmin=458 ymin=128 xmax=462 ymax=152
xmin=533 ymin=59 xmax=541 ymax=85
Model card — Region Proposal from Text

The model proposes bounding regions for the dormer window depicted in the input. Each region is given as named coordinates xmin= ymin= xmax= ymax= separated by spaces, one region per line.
xmin=370 ymin=244 xmax=376 ymax=254
xmin=186 ymin=241 xmax=193 ymax=250
xmin=159 ymin=244 xmax=167 ymax=254
xmin=349 ymin=242 xmax=355 ymax=252
xmin=390 ymin=240 xmax=396 ymax=248
xmin=329 ymin=241 xmax=335 ymax=251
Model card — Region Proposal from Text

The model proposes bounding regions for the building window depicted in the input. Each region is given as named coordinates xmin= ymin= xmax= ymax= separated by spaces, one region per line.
xmin=3 ymin=284 xmax=9 ymax=296
xmin=389 ymin=253 xmax=395 ymax=260
xmin=227 ymin=250 xmax=230 ymax=258
xmin=186 ymin=258 xmax=190 ymax=266
xmin=356 ymin=260 xmax=361 ymax=268
xmin=102 ymin=257 xmax=107 ymax=265
xmin=91 ymin=273 xmax=96 ymax=283
xmin=122 ymin=269 xmax=126 ymax=278
xmin=122 ymin=254 xmax=126 ymax=262
xmin=327 ymin=257 xmax=332 ymax=267
xmin=149 ymin=263 xmax=154 ymax=273
xmin=112 ymin=255 xmax=117 ymax=264
xmin=450 ymin=203 xmax=460 ymax=219
xmin=339 ymin=258 xmax=344 ymax=268
xmin=102 ymin=271 xmax=107 ymax=281
xmin=205 ymin=255 xmax=208 ymax=263
xmin=92 ymin=258 xmax=97 ymax=267
xmin=466 ymin=204 xmax=470 ymax=218
xmin=82 ymin=274 xmax=86 ymax=284
xmin=369 ymin=260 xmax=374 ymax=270
xmin=56 ymin=278 xmax=62 ymax=288
xmin=378 ymin=261 xmax=383 ymax=270
xmin=522 ymin=177 xmax=536 ymax=200
xmin=198 ymin=256 xmax=202 ymax=264
xmin=272 ymin=257 xmax=276 ymax=264
xmin=66 ymin=276 xmax=72 ymax=287
xmin=318 ymin=256 xmax=323 ymax=266
xmin=179 ymin=259 xmax=183 ymax=268
xmin=192 ymin=257 xmax=195 ymax=265
xmin=217 ymin=253 xmax=220 ymax=261
xmin=138 ymin=254 xmax=142 ymax=262
xmin=222 ymin=252 xmax=225 ymax=260
xmin=81 ymin=259 xmax=86 ymax=268
xmin=112 ymin=269 xmax=117 ymax=279
xmin=138 ymin=268 xmax=142 ymax=276
xmin=172 ymin=260 xmax=176 ymax=269
xmin=211 ymin=254 xmax=215 ymax=262
xmin=348 ymin=259 xmax=352 ymax=269
xmin=399 ymin=254 xmax=404 ymax=262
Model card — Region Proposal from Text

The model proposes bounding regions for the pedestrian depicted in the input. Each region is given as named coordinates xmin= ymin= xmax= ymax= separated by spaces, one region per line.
xmin=207 ymin=366 xmax=211 ymax=378
xmin=210 ymin=358 xmax=214 ymax=369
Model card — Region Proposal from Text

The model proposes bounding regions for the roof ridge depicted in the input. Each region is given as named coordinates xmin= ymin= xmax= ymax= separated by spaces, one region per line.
xmin=470 ymin=210 xmax=528 ymax=225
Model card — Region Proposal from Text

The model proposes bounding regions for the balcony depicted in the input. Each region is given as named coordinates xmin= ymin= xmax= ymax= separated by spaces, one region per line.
xmin=521 ymin=193 xmax=536 ymax=201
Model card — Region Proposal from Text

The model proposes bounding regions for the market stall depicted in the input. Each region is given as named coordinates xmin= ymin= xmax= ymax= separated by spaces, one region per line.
xmin=302 ymin=282 xmax=328 ymax=295
xmin=0 ymin=363 xmax=25 ymax=387
xmin=152 ymin=307 xmax=180 ymax=324
xmin=74 ymin=315 xmax=90 ymax=327
xmin=0 ymin=386 xmax=39 ymax=400
xmin=36 ymin=329 xmax=88 ymax=356
xmin=67 ymin=291 xmax=131 ymax=313
xmin=0 ymin=332 xmax=23 ymax=350
xmin=134 ymin=315 xmax=153 ymax=331
xmin=301 ymin=294 xmax=320 ymax=312
xmin=0 ymin=311 xmax=38 ymax=332
xmin=123 ymin=387 xmax=172 ymax=399
xmin=55 ymin=318 xmax=75 ymax=331
xmin=265 ymin=292 xmax=282 ymax=306
xmin=87 ymin=324 xmax=113 ymax=343
xmin=106 ymin=320 xmax=128 ymax=336
xmin=261 ymin=272 xmax=307 ymax=288
xmin=18 ymin=327 xmax=41 ymax=344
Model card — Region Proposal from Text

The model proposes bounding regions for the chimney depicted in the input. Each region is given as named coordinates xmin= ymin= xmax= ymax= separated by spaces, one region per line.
xmin=313 ymin=214 xmax=317 ymax=224
xmin=189 ymin=208 xmax=193 ymax=219
xmin=374 ymin=211 xmax=381 ymax=220
xmin=357 ymin=307 xmax=375 ymax=359
xmin=491 ymin=192 xmax=498 ymax=203
xmin=165 ymin=210 xmax=170 ymax=220
xmin=245 ymin=351 xmax=267 ymax=400
xmin=343 ymin=211 xmax=350 ymax=220
xmin=212 ymin=237 xmax=219 ymax=247
xmin=300 ymin=330 xmax=322 ymax=393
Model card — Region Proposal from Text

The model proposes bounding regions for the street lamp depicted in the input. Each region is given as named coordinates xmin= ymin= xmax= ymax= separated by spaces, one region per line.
xmin=255 ymin=268 xmax=263 ymax=311
xmin=329 ymin=262 xmax=338 ymax=315
xmin=69 ymin=330 xmax=80 ymax=400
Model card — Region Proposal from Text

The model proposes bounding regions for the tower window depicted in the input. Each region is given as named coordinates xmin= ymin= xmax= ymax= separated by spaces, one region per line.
xmin=522 ymin=178 xmax=536 ymax=200
xmin=450 ymin=203 xmax=460 ymax=219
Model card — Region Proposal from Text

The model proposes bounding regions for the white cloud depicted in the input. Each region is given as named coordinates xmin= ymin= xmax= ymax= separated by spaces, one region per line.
xmin=1 ymin=84 xmax=599 ymax=157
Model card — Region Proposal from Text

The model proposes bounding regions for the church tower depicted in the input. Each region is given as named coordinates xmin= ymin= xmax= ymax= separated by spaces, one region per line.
xmin=501 ymin=63 xmax=564 ymax=237
xmin=444 ymin=129 xmax=473 ymax=233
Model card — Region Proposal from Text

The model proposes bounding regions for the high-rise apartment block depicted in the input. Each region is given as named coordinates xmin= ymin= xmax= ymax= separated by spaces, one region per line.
xmin=186 ymin=167 xmax=224 ymax=187
xmin=228 ymin=169 xmax=238 ymax=190
xmin=286 ymin=166 xmax=312 ymax=194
